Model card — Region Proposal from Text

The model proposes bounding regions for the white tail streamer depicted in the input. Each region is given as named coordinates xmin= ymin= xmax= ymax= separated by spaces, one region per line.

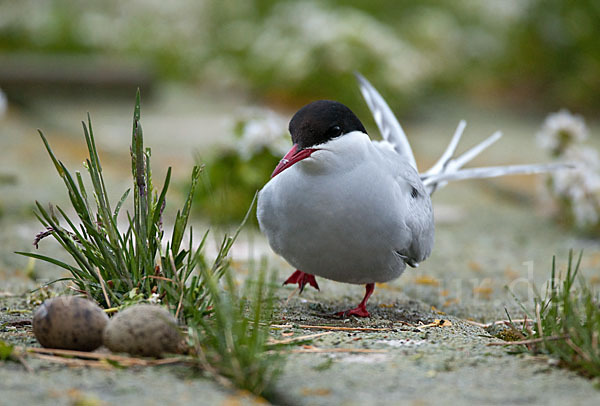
xmin=356 ymin=73 xmax=572 ymax=195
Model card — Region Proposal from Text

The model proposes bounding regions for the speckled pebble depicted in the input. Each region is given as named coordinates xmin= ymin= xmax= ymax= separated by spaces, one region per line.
xmin=103 ymin=304 xmax=182 ymax=357
xmin=33 ymin=296 xmax=108 ymax=351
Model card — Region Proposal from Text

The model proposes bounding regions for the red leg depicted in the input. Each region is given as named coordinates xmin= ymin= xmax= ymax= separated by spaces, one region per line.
xmin=283 ymin=270 xmax=320 ymax=293
xmin=335 ymin=283 xmax=375 ymax=318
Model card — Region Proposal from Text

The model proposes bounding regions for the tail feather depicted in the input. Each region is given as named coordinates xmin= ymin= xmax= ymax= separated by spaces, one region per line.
xmin=355 ymin=72 xmax=574 ymax=195
xmin=422 ymin=163 xmax=573 ymax=189
xmin=449 ymin=131 xmax=503 ymax=172
xmin=424 ymin=120 xmax=466 ymax=177
xmin=355 ymin=72 xmax=417 ymax=170
xmin=423 ymin=130 xmax=504 ymax=194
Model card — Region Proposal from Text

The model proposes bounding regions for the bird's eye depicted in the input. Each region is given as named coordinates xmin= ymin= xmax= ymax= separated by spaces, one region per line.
xmin=328 ymin=125 xmax=342 ymax=138
xmin=410 ymin=187 xmax=419 ymax=199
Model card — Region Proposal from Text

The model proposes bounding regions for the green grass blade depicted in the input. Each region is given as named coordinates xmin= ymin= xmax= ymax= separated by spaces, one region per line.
xmin=113 ymin=188 xmax=131 ymax=220
xmin=37 ymin=130 xmax=64 ymax=177
xmin=35 ymin=201 xmax=95 ymax=277
xmin=75 ymin=171 xmax=92 ymax=215
xmin=28 ymin=277 xmax=76 ymax=293
xmin=149 ymin=167 xmax=171 ymax=248
xmin=16 ymin=252 xmax=83 ymax=275
xmin=172 ymin=165 xmax=201 ymax=254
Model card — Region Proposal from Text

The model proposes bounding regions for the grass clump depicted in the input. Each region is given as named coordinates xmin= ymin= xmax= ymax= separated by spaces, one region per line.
xmin=17 ymin=90 xmax=229 ymax=320
xmin=506 ymin=250 xmax=600 ymax=378
xmin=190 ymin=265 xmax=282 ymax=395
xmin=17 ymin=91 xmax=283 ymax=396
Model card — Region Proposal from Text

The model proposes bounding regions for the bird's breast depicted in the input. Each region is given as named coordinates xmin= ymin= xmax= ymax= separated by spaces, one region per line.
xmin=257 ymin=156 xmax=411 ymax=284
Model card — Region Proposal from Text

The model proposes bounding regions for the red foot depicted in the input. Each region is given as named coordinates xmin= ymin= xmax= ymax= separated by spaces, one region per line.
xmin=283 ymin=270 xmax=320 ymax=293
xmin=335 ymin=305 xmax=370 ymax=318
xmin=335 ymin=283 xmax=375 ymax=318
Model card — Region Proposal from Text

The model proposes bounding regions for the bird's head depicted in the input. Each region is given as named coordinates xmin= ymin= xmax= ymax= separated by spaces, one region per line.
xmin=271 ymin=100 xmax=366 ymax=177
xmin=289 ymin=100 xmax=367 ymax=148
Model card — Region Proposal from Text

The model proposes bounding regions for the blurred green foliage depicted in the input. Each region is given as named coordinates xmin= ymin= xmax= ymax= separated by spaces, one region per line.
xmin=0 ymin=340 xmax=15 ymax=361
xmin=498 ymin=0 xmax=600 ymax=110
xmin=1 ymin=0 xmax=599 ymax=111
xmin=195 ymin=147 xmax=280 ymax=226
xmin=193 ymin=107 xmax=288 ymax=225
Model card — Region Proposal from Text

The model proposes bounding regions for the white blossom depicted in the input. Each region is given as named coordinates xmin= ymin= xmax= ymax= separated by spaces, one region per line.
xmin=550 ymin=146 xmax=600 ymax=228
xmin=234 ymin=108 xmax=290 ymax=160
xmin=536 ymin=109 xmax=588 ymax=155
xmin=247 ymin=1 xmax=437 ymax=93
xmin=148 ymin=292 xmax=161 ymax=304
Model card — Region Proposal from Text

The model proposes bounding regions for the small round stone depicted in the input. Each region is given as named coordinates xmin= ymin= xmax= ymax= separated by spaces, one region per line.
xmin=33 ymin=296 xmax=108 ymax=351
xmin=103 ymin=304 xmax=182 ymax=357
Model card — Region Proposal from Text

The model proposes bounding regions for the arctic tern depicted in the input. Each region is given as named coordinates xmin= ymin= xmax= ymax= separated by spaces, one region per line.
xmin=257 ymin=73 xmax=569 ymax=317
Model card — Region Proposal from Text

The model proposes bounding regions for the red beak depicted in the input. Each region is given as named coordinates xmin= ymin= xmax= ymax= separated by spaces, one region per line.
xmin=271 ymin=144 xmax=318 ymax=178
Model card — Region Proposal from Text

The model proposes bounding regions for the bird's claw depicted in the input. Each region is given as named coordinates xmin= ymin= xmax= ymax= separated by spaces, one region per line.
xmin=283 ymin=270 xmax=320 ymax=293
xmin=334 ymin=283 xmax=374 ymax=318
xmin=335 ymin=305 xmax=370 ymax=318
